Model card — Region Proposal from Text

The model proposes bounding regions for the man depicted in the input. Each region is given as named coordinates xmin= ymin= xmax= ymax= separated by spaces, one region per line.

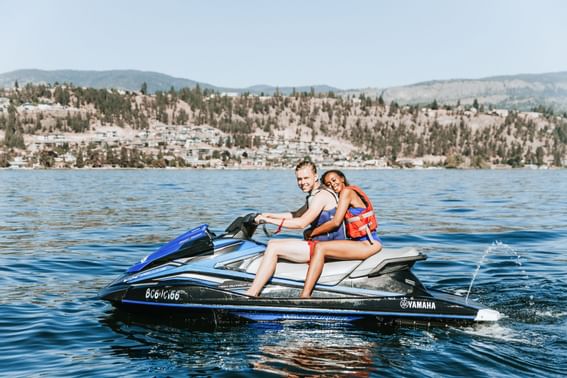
xmin=245 ymin=160 xmax=345 ymax=297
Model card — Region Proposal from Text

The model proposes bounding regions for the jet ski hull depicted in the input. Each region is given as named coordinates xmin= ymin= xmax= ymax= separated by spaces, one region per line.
xmin=100 ymin=282 xmax=496 ymax=324
xmin=99 ymin=216 xmax=502 ymax=325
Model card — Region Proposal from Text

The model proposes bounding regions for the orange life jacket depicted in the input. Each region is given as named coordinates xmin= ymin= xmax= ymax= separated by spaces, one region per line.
xmin=344 ymin=186 xmax=378 ymax=239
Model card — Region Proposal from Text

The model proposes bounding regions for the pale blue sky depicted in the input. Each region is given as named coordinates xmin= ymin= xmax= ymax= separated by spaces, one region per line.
xmin=1 ymin=0 xmax=566 ymax=89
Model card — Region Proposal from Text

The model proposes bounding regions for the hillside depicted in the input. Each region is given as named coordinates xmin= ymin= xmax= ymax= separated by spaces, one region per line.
xmin=4 ymin=69 xmax=567 ymax=111
xmin=0 ymin=83 xmax=565 ymax=169
xmin=348 ymin=71 xmax=567 ymax=111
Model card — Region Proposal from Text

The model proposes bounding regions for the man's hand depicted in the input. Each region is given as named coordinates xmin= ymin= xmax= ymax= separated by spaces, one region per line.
xmin=303 ymin=228 xmax=313 ymax=240
xmin=255 ymin=214 xmax=266 ymax=224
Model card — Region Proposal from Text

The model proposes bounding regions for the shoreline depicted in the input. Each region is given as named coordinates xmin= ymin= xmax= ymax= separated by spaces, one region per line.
xmin=0 ymin=165 xmax=558 ymax=171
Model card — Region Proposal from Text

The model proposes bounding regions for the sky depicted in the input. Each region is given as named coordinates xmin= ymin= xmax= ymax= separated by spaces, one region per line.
xmin=1 ymin=0 xmax=566 ymax=89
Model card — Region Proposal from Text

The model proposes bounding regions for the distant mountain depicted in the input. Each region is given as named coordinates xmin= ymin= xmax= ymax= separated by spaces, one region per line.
xmin=346 ymin=71 xmax=567 ymax=111
xmin=2 ymin=69 xmax=567 ymax=111
xmin=0 ymin=69 xmax=226 ymax=93
xmin=0 ymin=69 xmax=339 ymax=96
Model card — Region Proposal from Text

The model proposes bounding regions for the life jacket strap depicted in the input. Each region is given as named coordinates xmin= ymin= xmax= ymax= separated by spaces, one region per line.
xmin=365 ymin=225 xmax=376 ymax=244
xmin=345 ymin=210 xmax=375 ymax=224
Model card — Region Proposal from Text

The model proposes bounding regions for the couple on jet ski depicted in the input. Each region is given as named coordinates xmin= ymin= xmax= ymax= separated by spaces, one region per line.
xmin=246 ymin=160 xmax=382 ymax=298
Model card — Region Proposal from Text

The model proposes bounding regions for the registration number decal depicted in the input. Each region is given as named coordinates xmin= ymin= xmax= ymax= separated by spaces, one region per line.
xmin=145 ymin=288 xmax=182 ymax=301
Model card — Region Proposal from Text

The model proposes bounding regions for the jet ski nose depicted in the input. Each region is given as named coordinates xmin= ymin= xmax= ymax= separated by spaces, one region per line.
xmin=474 ymin=308 xmax=503 ymax=322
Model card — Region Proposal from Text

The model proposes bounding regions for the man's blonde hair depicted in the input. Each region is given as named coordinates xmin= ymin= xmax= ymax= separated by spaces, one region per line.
xmin=295 ymin=160 xmax=317 ymax=174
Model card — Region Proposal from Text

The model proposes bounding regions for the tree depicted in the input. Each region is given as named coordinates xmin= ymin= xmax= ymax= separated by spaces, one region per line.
xmin=0 ymin=152 xmax=9 ymax=167
xmin=76 ymin=149 xmax=85 ymax=168
xmin=39 ymin=150 xmax=55 ymax=167
xmin=54 ymin=86 xmax=70 ymax=106
xmin=552 ymin=147 xmax=564 ymax=167
xmin=176 ymin=108 xmax=189 ymax=124
xmin=105 ymin=144 xmax=116 ymax=166
xmin=120 ymin=147 xmax=129 ymax=167
xmin=152 ymin=150 xmax=166 ymax=168
xmin=140 ymin=82 xmax=148 ymax=95
xmin=388 ymin=101 xmax=399 ymax=116
xmin=3 ymin=105 xmax=25 ymax=149
xmin=535 ymin=146 xmax=545 ymax=166
xmin=225 ymin=136 xmax=233 ymax=148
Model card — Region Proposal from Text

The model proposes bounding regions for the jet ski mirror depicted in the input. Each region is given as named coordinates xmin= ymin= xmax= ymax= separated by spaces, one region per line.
xmin=224 ymin=213 xmax=259 ymax=240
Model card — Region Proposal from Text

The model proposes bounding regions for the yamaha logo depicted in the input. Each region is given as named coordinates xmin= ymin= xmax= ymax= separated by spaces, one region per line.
xmin=400 ymin=297 xmax=436 ymax=310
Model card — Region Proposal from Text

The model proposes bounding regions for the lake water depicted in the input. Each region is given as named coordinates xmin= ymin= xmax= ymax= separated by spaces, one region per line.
xmin=1 ymin=169 xmax=566 ymax=377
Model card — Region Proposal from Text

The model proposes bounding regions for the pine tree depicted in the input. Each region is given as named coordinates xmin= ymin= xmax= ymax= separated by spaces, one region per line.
xmin=76 ymin=149 xmax=84 ymax=168
xmin=120 ymin=147 xmax=129 ymax=167
xmin=4 ymin=105 xmax=25 ymax=149
xmin=535 ymin=146 xmax=545 ymax=166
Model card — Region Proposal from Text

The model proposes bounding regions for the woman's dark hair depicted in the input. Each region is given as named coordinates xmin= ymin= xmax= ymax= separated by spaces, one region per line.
xmin=321 ymin=169 xmax=349 ymax=187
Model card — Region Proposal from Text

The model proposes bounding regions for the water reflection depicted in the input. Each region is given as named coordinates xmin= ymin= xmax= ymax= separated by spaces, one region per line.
xmin=101 ymin=308 xmax=378 ymax=375
xmin=252 ymin=338 xmax=375 ymax=377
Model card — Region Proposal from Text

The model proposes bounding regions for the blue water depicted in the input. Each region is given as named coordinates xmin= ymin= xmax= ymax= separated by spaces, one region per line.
xmin=1 ymin=169 xmax=566 ymax=377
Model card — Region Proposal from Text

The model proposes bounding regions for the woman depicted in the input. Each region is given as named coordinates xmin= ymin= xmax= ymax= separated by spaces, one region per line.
xmin=300 ymin=170 xmax=382 ymax=298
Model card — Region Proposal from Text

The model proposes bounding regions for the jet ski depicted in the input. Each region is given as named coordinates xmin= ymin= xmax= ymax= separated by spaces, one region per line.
xmin=99 ymin=213 xmax=502 ymax=325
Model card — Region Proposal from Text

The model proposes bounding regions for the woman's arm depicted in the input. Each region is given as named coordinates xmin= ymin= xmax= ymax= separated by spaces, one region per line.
xmin=309 ymin=189 xmax=354 ymax=238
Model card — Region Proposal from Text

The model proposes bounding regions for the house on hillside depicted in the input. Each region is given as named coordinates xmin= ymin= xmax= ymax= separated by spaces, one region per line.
xmin=0 ymin=97 xmax=9 ymax=112
xmin=185 ymin=144 xmax=214 ymax=163
xmin=8 ymin=156 xmax=29 ymax=169
xmin=396 ymin=158 xmax=424 ymax=168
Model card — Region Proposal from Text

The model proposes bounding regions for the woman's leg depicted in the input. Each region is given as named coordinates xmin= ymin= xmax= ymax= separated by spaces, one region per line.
xmin=300 ymin=245 xmax=326 ymax=298
xmin=300 ymin=240 xmax=382 ymax=298
xmin=246 ymin=238 xmax=310 ymax=297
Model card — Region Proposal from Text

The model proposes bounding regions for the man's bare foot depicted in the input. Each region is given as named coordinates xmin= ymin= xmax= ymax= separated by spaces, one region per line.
xmin=245 ymin=289 xmax=258 ymax=298
xmin=299 ymin=292 xmax=311 ymax=299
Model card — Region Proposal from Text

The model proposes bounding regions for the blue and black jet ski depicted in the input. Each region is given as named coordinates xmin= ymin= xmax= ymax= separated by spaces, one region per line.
xmin=99 ymin=213 xmax=501 ymax=325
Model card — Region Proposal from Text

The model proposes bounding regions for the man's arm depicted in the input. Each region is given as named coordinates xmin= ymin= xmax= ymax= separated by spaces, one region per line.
xmin=256 ymin=191 xmax=334 ymax=229
xmin=262 ymin=211 xmax=294 ymax=220
xmin=255 ymin=202 xmax=307 ymax=223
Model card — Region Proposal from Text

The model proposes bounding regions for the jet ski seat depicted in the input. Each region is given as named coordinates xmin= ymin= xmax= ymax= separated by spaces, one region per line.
xmin=245 ymin=259 xmax=361 ymax=284
xmin=244 ymin=247 xmax=421 ymax=285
